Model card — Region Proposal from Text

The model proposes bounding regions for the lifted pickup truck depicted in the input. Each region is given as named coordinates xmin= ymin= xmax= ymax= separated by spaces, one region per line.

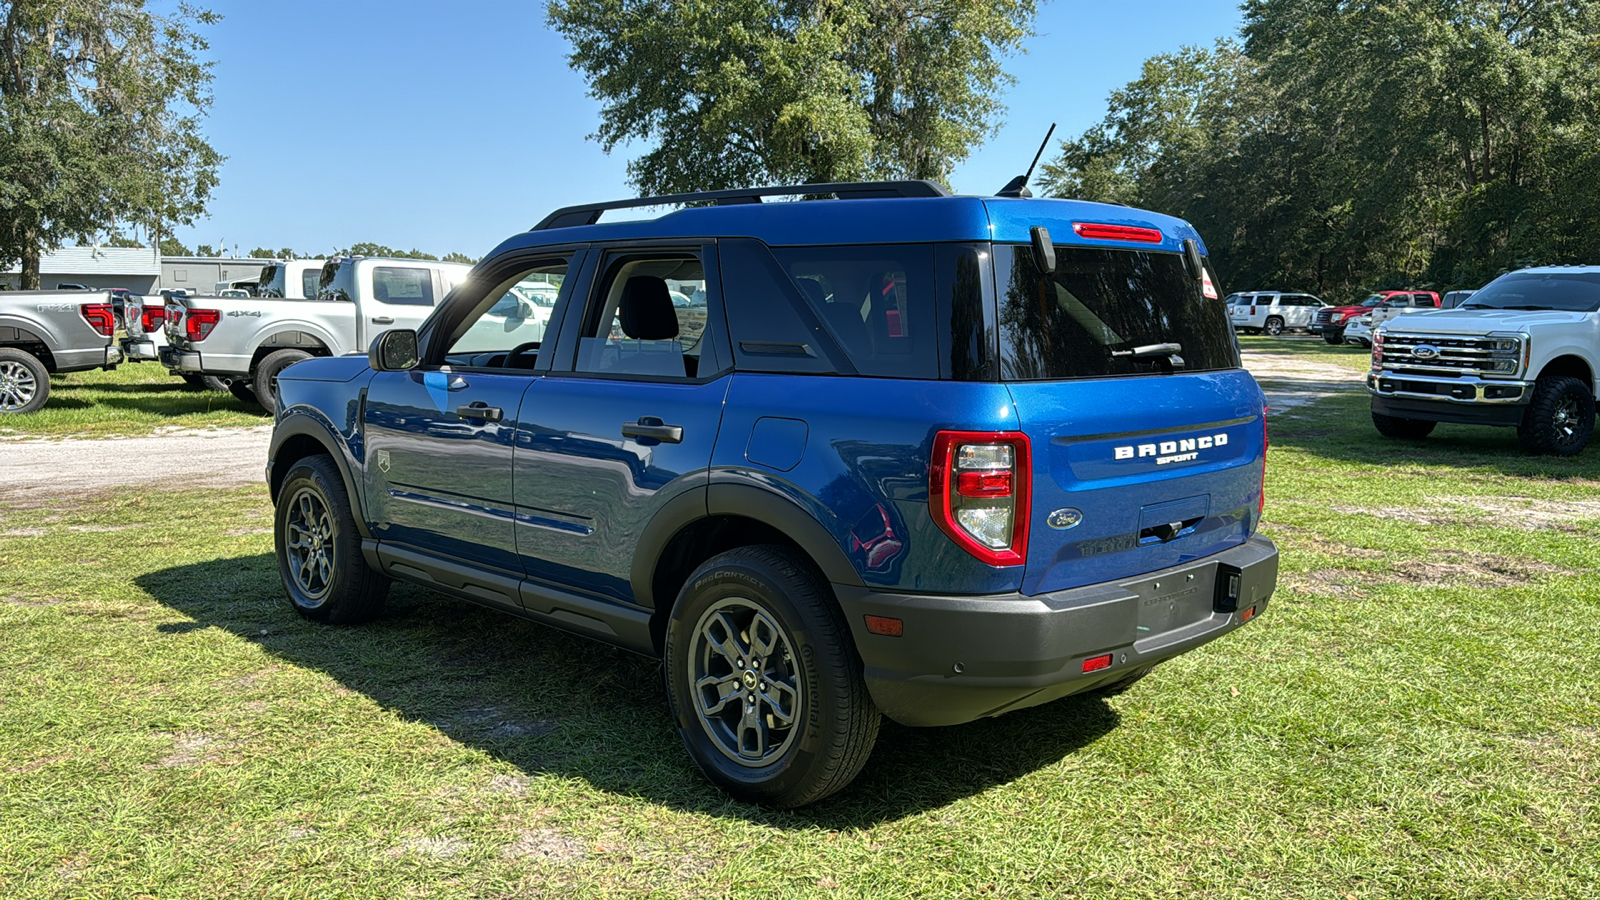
xmin=1369 ymin=266 xmax=1600 ymax=455
xmin=0 ymin=290 xmax=122 ymax=413
xmin=158 ymin=257 xmax=472 ymax=413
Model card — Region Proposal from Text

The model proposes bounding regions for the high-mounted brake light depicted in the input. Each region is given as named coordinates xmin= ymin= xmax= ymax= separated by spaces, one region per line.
xmin=930 ymin=431 xmax=1030 ymax=566
xmin=1072 ymin=222 xmax=1164 ymax=244
xmin=80 ymin=303 xmax=115 ymax=337
xmin=185 ymin=308 xmax=221 ymax=342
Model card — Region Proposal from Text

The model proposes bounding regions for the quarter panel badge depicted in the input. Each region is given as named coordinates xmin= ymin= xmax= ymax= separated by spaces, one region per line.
xmin=376 ymin=449 xmax=391 ymax=473
xmin=1047 ymin=508 xmax=1083 ymax=530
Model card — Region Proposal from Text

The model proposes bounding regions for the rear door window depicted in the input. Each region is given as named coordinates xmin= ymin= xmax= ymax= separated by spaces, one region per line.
xmin=995 ymin=244 xmax=1239 ymax=380
xmin=372 ymin=266 xmax=435 ymax=307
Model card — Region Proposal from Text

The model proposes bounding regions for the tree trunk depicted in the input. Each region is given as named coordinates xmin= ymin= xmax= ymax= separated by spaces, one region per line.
xmin=20 ymin=229 xmax=40 ymax=291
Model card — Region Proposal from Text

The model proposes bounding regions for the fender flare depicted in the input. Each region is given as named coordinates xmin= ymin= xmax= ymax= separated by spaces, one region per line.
xmin=250 ymin=322 xmax=340 ymax=364
xmin=268 ymin=411 xmax=373 ymax=540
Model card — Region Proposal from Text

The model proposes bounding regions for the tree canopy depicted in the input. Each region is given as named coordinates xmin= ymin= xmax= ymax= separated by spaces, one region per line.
xmin=1040 ymin=0 xmax=1600 ymax=298
xmin=547 ymin=0 xmax=1037 ymax=195
xmin=0 ymin=0 xmax=221 ymax=288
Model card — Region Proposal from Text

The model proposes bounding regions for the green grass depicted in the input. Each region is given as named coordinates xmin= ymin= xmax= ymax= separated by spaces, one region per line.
xmin=0 ymin=362 xmax=267 ymax=438
xmin=2 ymin=349 xmax=1599 ymax=897
xmin=1237 ymin=332 xmax=1375 ymax=371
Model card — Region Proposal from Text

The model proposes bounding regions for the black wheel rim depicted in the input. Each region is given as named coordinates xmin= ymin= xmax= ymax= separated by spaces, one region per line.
xmin=0 ymin=360 xmax=39 ymax=411
xmin=1551 ymin=395 xmax=1585 ymax=445
xmin=284 ymin=486 xmax=336 ymax=605
xmin=688 ymin=598 xmax=802 ymax=767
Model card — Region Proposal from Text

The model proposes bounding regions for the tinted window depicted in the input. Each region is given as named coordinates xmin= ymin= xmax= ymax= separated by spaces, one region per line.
xmin=719 ymin=239 xmax=849 ymax=376
xmin=1460 ymin=271 xmax=1600 ymax=312
xmin=996 ymin=244 xmax=1239 ymax=380
xmin=770 ymin=245 xmax=938 ymax=379
xmin=372 ymin=266 xmax=434 ymax=306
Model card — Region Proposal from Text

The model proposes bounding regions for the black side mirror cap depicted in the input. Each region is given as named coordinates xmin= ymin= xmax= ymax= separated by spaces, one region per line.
xmin=1183 ymin=238 xmax=1205 ymax=281
xmin=369 ymin=329 xmax=419 ymax=371
xmin=1030 ymin=226 xmax=1056 ymax=275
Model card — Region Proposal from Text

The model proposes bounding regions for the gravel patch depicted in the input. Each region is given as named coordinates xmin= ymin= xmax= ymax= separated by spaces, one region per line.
xmin=0 ymin=426 xmax=271 ymax=504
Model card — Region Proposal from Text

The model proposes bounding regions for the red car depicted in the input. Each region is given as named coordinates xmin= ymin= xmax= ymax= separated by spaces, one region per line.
xmin=1310 ymin=290 xmax=1440 ymax=344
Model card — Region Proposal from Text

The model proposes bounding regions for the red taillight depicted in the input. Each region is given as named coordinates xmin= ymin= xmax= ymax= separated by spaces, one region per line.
xmin=930 ymin=431 xmax=1030 ymax=567
xmin=140 ymin=306 xmax=165 ymax=333
xmin=1249 ymin=304 xmax=1257 ymax=316
xmin=80 ymin=303 xmax=114 ymax=337
xmin=1082 ymin=653 xmax=1113 ymax=673
xmin=1072 ymin=222 xmax=1164 ymax=244
xmin=185 ymin=309 xmax=220 ymax=341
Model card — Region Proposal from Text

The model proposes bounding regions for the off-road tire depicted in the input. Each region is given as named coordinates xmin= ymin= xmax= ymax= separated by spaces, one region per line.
xmin=664 ymin=545 xmax=880 ymax=808
xmin=274 ymin=454 xmax=389 ymax=624
xmin=1322 ymin=328 xmax=1345 ymax=345
xmin=1517 ymin=375 xmax=1595 ymax=456
xmin=253 ymin=349 xmax=313 ymax=416
xmin=0 ymin=347 xmax=50 ymax=414
xmin=1371 ymin=410 xmax=1437 ymax=440
xmin=228 ymin=379 xmax=258 ymax=405
xmin=1264 ymin=316 xmax=1284 ymax=336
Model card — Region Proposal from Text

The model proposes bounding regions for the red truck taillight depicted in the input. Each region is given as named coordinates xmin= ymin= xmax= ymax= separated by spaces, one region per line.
xmin=140 ymin=306 xmax=166 ymax=333
xmin=80 ymin=303 xmax=115 ymax=337
xmin=185 ymin=309 xmax=221 ymax=341
xmin=929 ymin=431 xmax=1031 ymax=566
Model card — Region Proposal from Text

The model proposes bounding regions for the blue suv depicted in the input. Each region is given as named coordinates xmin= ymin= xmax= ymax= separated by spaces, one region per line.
xmin=266 ymin=181 xmax=1278 ymax=807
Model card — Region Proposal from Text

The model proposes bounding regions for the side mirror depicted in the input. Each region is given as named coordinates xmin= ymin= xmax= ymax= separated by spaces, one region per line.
xmin=369 ymin=329 xmax=419 ymax=371
xmin=1030 ymin=226 xmax=1056 ymax=275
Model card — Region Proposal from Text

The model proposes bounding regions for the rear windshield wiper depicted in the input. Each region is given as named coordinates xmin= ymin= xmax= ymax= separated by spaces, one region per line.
xmin=1112 ymin=342 xmax=1183 ymax=359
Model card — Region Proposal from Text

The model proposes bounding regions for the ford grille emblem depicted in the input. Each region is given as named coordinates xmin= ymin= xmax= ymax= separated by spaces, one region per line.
xmin=1413 ymin=344 xmax=1440 ymax=360
xmin=1047 ymin=508 xmax=1083 ymax=530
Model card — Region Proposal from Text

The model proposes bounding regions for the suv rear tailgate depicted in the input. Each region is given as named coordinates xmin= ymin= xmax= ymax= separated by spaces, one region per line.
xmin=1008 ymin=369 xmax=1265 ymax=596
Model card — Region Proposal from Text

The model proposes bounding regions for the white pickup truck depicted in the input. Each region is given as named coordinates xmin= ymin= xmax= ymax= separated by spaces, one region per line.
xmin=153 ymin=257 xmax=474 ymax=413
xmin=1368 ymin=266 xmax=1600 ymax=455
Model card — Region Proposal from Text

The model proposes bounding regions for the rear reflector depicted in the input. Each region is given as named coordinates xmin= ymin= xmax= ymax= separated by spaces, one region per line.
xmin=1241 ymin=606 xmax=1257 ymax=623
xmin=1072 ymin=222 xmax=1164 ymax=244
xmin=1082 ymin=653 xmax=1113 ymax=673
xmin=864 ymin=615 xmax=903 ymax=637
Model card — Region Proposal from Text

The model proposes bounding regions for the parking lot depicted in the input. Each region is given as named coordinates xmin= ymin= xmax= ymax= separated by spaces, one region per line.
xmin=2 ymin=339 xmax=1597 ymax=898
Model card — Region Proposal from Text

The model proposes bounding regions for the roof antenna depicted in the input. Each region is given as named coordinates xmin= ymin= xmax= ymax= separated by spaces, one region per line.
xmin=996 ymin=123 xmax=1057 ymax=199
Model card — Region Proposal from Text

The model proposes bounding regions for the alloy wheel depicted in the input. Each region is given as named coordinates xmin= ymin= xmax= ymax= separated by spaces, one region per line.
xmin=0 ymin=361 xmax=38 ymax=411
xmin=688 ymin=598 xmax=802 ymax=766
xmin=284 ymin=486 xmax=336 ymax=605
xmin=1552 ymin=396 xmax=1583 ymax=443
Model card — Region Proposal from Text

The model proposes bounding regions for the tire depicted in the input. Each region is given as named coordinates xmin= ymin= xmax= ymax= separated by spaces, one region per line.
xmin=1517 ymin=375 xmax=1595 ymax=456
xmin=0 ymin=347 xmax=50 ymax=414
xmin=228 ymin=378 xmax=259 ymax=406
xmin=253 ymin=349 xmax=313 ymax=416
xmin=664 ymin=545 xmax=880 ymax=808
xmin=274 ymin=454 xmax=389 ymax=624
xmin=1264 ymin=316 xmax=1284 ymax=336
xmin=1323 ymin=328 xmax=1345 ymax=345
xmin=1371 ymin=410 xmax=1437 ymax=439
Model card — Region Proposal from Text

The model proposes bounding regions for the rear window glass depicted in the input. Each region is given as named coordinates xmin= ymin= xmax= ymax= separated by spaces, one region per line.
xmin=301 ymin=268 xmax=320 ymax=299
xmin=995 ymin=244 xmax=1239 ymax=380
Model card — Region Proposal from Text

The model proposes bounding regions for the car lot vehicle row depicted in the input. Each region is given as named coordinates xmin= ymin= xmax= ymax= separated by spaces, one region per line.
xmin=0 ymin=289 xmax=123 ymax=413
xmin=266 ymin=180 xmax=1277 ymax=807
xmin=1314 ymin=290 xmax=1440 ymax=344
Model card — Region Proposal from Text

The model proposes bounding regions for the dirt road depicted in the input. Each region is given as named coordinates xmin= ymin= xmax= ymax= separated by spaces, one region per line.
xmin=0 ymin=426 xmax=272 ymax=503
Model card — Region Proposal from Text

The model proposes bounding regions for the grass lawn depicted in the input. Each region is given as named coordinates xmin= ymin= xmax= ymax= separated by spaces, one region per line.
xmin=0 ymin=361 xmax=267 ymax=438
xmin=2 ymin=341 xmax=1597 ymax=897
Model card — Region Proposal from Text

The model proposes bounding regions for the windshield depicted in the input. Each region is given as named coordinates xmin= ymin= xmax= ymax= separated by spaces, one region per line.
xmin=996 ymin=245 xmax=1239 ymax=380
xmin=1356 ymin=295 xmax=1385 ymax=307
xmin=1459 ymin=271 xmax=1600 ymax=312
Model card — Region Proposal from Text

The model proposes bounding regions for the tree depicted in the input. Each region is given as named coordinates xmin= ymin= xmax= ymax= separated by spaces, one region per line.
xmin=336 ymin=242 xmax=437 ymax=260
xmin=547 ymin=0 xmax=1037 ymax=195
xmin=249 ymin=246 xmax=301 ymax=259
xmin=442 ymin=251 xmax=476 ymax=264
xmin=0 ymin=1 xmax=222 ymax=289
xmin=159 ymin=236 xmax=191 ymax=256
xmin=105 ymin=233 xmax=142 ymax=247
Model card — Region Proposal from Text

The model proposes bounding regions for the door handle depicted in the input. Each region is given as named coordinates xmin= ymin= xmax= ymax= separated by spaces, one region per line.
xmin=455 ymin=403 xmax=504 ymax=422
xmin=371 ymin=316 xmax=394 ymax=325
xmin=622 ymin=417 xmax=683 ymax=444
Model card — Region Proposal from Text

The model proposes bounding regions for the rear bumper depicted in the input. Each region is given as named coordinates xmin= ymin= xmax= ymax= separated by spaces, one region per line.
xmin=835 ymin=535 xmax=1278 ymax=727
xmin=51 ymin=345 xmax=120 ymax=373
xmin=121 ymin=338 xmax=159 ymax=362
xmin=159 ymin=345 xmax=250 ymax=377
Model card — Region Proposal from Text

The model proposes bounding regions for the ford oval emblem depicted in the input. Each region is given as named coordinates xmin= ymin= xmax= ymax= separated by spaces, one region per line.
xmin=1412 ymin=344 xmax=1440 ymax=360
xmin=1047 ymin=508 xmax=1083 ymax=530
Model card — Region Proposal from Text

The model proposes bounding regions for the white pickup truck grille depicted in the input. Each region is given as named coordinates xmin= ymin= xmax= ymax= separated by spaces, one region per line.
xmin=1378 ymin=333 xmax=1522 ymax=378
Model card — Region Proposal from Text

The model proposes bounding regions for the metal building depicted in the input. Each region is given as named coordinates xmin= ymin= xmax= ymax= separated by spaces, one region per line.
xmin=1 ymin=245 xmax=162 ymax=292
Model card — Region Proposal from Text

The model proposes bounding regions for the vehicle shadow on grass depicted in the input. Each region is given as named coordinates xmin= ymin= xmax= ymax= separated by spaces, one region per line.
xmin=85 ymin=393 xmax=266 ymax=418
xmin=136 ymin=553 xmax=1120 ymax=827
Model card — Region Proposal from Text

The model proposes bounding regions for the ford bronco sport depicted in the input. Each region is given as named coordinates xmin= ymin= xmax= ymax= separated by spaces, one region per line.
xmin=266 ymin=181 xmax=1278 ymax=807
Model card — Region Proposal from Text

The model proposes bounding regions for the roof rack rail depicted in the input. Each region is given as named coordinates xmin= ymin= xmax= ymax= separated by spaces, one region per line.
xmin=531 ymin=180 xmax=951 ymax=231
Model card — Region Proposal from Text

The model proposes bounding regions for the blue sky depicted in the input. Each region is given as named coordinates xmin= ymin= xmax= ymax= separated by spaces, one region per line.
xmin=171 ymin=0 xmax=1243 ymax=258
